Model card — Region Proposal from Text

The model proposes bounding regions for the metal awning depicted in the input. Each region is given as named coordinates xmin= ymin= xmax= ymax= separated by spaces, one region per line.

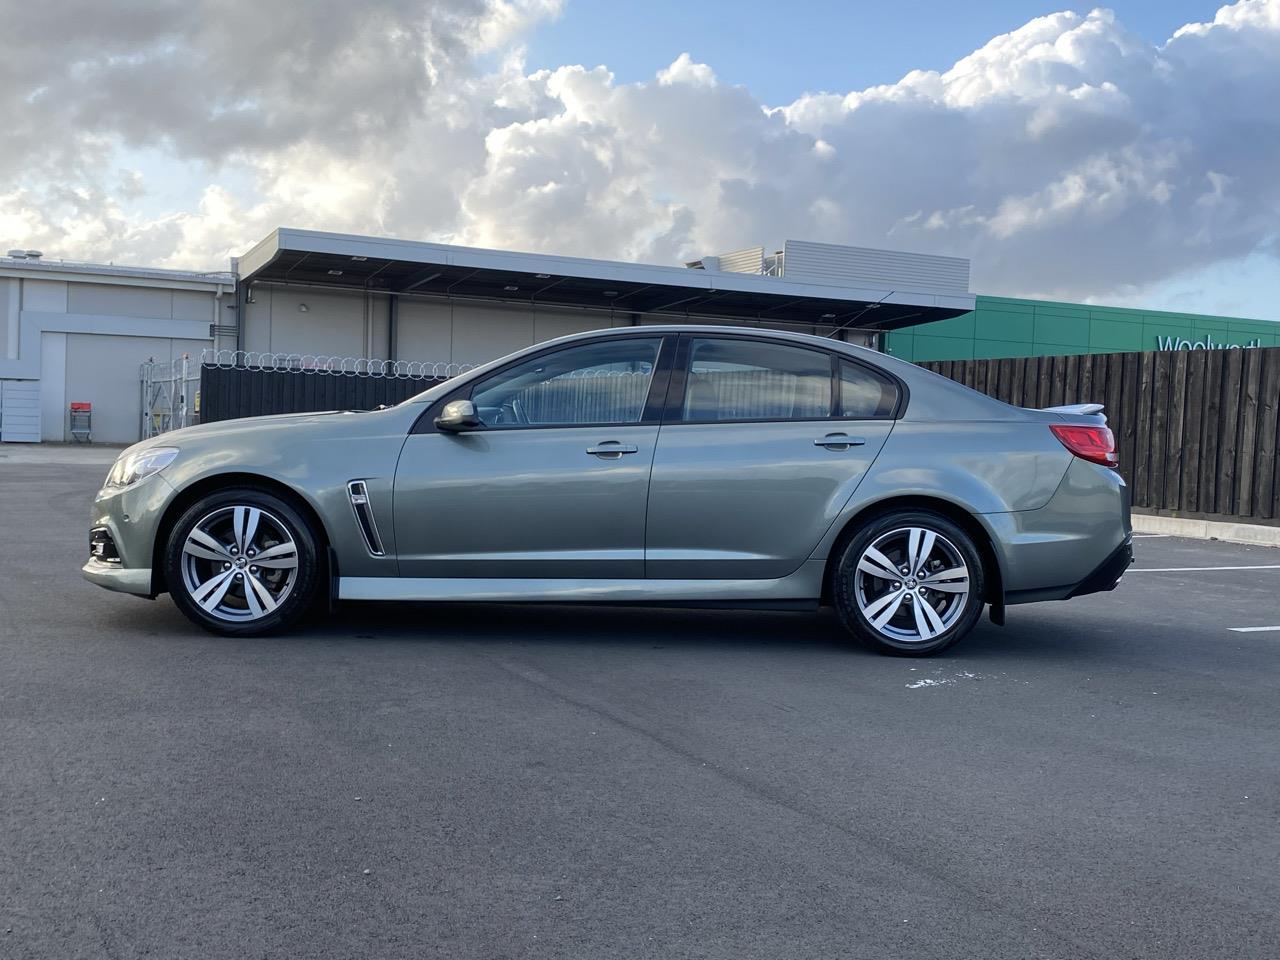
xmin=236 ymin=228 xmax=975 ymax=331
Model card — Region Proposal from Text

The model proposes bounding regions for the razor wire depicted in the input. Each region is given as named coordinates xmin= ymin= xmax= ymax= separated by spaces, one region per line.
xmin=199 ymin=349 xmax=475 ymax=380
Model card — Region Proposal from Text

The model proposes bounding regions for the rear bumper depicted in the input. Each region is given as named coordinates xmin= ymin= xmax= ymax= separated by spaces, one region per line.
xmin=1067 ymin=536 xmax=1133 ymax=598
xmin=991 ymin=458 xmax=1131 ymax=605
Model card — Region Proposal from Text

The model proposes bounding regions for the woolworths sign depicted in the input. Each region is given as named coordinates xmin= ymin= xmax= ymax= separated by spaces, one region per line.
xmin=1155 ymin=334 xmax=1262 ymax=351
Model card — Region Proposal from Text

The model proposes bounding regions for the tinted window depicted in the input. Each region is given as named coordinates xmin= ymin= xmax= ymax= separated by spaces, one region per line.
xmin=839 ymin=360 xmax=898 ymax=418
xmin=683 ymin=339 xmax=832 ymax=422
xmin=470 ymin=338 xmax=661 ymax=427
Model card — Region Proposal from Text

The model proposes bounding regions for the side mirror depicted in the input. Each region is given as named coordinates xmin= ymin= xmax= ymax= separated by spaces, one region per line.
xmin=435 ymin=399 xmax=481 ymax=433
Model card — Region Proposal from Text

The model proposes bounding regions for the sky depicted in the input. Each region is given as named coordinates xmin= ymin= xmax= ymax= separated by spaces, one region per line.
xmin=1 ymin=0 xmax=1278 ymax=319
xmin=523 ymin=1 xmax=1220 ymax=104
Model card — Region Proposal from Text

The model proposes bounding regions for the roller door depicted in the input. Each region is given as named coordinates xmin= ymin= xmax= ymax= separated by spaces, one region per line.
xmin=1 ymin=379 xmax=41 ymax=442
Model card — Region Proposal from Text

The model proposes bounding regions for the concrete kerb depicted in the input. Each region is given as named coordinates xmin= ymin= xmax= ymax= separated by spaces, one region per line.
xmin=1132 ymin=512 xmax=1280 ymax=548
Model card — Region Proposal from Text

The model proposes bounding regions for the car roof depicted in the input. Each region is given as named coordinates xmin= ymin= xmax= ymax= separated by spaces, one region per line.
xmin=542 ymin=322 xmax=878 ymax=356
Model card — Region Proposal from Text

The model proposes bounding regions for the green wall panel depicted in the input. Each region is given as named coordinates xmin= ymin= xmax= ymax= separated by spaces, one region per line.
xmin=972 ymin=338 xmax=1036 ymax=359
xmin=974 ymin=311 xmax=1033 ymax=342
xmin=1089 ymin=318 xmax=1144 ymax=352
xmin=894 ymin=295 xmax=1280 ymax=360
xmin=883 ymin=330 xmax=914 ymax=360
xmin=908 ymin=335 xmax=974 ymax=361
xmin=1192 ymin=317 xmax=1231 ymax=333
xmin=1033 ymin=313 xmax=1090 ymax=346
xmin=917 ymin=311 xmax=975 ymax=338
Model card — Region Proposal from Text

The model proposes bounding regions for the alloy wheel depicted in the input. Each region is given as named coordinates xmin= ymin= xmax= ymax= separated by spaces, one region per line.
xmin=180 ymin=505 xmax=299 ymax=622
xmin=853 ymin=526 xmax=970 ymax=644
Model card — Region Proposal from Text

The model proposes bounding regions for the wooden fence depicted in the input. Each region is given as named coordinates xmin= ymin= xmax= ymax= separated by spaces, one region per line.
xmin=920 ymin=347 xmax=1280 ymax=525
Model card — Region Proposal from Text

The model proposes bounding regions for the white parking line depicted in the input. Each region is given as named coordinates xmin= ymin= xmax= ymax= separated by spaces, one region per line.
xmin=1131 ymin=534 xmax=1169 ymax=539
xmin=1128 ymin=565 xmax=1280 ymax=573
xmin=1228 ymin=626 xmax=1280 ymax=634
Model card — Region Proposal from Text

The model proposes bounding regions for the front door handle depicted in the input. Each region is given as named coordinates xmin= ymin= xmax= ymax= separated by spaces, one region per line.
xmin=814 ymin=433 xmax=866 ymax=450
xmin=586 ymin=441 xmax=639 ymax=459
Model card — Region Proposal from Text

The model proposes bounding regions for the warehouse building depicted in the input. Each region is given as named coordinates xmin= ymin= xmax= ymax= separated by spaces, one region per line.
xmin=0 ymin=253 xmax=231 ymax=444
xmin=3 ymin=232 xmax=974 ymax=443
xmin=231 ymin=230 xmax=972 ymax=363
xmin=2 ymin=229 xmax=1276 ymax=444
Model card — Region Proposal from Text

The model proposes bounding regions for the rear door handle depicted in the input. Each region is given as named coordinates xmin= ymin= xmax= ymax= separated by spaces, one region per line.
xmin=814 ymin=433 xmax=866 ymax=450
xmin=586 ymin=441 xmax=639 ymax=459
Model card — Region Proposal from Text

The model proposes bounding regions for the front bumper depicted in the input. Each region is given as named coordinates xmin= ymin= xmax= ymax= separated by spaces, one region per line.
xmin=82 ymin=559 xmax=155 ymax=596
xmin=81 ymin=472 xmax=177 ymax=599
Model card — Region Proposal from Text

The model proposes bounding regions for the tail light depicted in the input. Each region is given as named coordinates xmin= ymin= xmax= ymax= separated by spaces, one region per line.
xmin=1050 ymin=423 xmax=1117 ymax=468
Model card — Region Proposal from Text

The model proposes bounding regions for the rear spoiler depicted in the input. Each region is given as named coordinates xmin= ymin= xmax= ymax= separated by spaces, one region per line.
xmin=1039 ymin=407 xmax=1100 ymax=419
xmin=1042 ymin=403 xmax=1104 ymax=416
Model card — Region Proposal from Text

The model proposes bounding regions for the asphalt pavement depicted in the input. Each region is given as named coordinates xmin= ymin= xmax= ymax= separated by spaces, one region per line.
xmin=2 ymin=450 xmax=1278 ymax=959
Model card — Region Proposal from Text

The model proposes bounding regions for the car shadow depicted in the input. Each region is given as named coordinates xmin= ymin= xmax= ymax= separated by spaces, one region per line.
xmin=293 ymin=599 xmax=1124 ymax=664
xmin=100 ymin=591 xmax=1128 ymax=664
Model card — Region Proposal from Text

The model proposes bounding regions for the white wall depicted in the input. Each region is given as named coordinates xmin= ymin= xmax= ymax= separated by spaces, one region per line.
xmin=39 ymin=332 xmax=67 ymax=441
xmin=67 ymin=282 xmax=174 ymax=319
xmin=2 ymin=279 xmax=17 ymax=359
xmin=242 ymin=287 xmax=388 ymax=358
xmin=244 ymin=284 xmax=634 ymax=368
xmin=22 ymin=279 xmax=68 ymax=313
xmin=62 ymin=334 xmax=208 ymax=443
xmin=238 ymin=284 xmax=860 ymax=371
xmin=394 ymin=300 xmax=453 ymax=361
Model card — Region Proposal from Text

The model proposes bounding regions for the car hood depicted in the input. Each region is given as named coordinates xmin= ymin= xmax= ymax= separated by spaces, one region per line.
xmin=117 ymin=410 xmax=367 ymax=460
xmin=180 ymin=410 xmax=352 ymax=435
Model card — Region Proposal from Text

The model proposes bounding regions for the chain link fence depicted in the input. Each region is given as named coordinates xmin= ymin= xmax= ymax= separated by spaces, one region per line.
xmin=140 ymin=354 xmax=202 ymax=439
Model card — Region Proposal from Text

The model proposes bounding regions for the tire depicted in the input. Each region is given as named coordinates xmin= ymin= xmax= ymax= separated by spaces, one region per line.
xmin=832 ymin=510 xmax=986 ymax=656
xmin=164 ymin=487 xmax=322 ymax=636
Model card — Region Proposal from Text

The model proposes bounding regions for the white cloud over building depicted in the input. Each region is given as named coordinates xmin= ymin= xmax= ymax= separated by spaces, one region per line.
xmin=1 ymin=0 xmax=1278 ymax=308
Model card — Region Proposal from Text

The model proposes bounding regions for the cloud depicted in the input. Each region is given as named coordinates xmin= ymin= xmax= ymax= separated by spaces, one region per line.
xmin=1 ymin=0 xmax=1278 ymax=310
xmin=0 ymin=0 xmax=548 ymax=172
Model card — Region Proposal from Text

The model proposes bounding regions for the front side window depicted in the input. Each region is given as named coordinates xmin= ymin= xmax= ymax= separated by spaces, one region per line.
xmin=682 ymin=338 xmax=832 ymax=422
xmin=470 ymin=338 xmax=662 ymax=427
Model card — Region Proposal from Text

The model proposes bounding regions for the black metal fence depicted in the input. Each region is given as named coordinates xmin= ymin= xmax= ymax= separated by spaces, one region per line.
xmin=921 ymin=347 xmax=1280 ymax=525
xmin=199 ymin=365 xmax=447 ymax=423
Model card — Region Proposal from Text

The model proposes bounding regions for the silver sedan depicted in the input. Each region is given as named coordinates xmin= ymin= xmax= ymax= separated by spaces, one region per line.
xmin=83 ymin=325 xmax=1131 ymax=655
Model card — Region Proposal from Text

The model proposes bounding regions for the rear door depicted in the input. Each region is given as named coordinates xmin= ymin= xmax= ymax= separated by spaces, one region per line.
xmin=644 ymin=336 xmax=898 ymax=580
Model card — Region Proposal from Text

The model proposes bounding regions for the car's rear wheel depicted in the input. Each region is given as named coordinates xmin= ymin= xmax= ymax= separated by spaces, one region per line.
xmin=832 ymin=510 xmax=985 ymax=656
xmin=164 ymin=488 xmax=321 ymax=636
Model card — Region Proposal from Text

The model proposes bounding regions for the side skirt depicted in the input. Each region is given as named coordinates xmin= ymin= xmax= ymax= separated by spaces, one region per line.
xmin=338 ymin=559 xmax=826 ymax=604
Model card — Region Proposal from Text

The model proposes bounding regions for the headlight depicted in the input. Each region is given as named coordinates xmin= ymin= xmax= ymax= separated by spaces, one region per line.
xmin=105 ymin=447 xmax=179 ymax=489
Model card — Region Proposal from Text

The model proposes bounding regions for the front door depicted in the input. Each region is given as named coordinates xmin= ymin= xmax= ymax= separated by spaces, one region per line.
xmin=394 ymin=335 xmax=670 ymax=579
xmin=645 ymin=336 xmax=898 ymax=580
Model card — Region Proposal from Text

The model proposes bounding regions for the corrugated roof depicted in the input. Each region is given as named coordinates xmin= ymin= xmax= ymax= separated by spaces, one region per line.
xmin=237 ymin=228 xmax=975 ymax=332
xmin=0 ymin=255 xmax=234 ymax=289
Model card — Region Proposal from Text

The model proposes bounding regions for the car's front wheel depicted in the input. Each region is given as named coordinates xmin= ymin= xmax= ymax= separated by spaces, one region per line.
xmin=164 ymin=487 xmax=322 ymax=636
xmin=832 ymin=510 xmax=986 ymax=656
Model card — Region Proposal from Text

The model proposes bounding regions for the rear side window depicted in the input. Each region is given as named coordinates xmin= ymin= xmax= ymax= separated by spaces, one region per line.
xmin=683 ymin=339 xmax=832 ymax=422
xmin=839 ymin=360 xmax=898 ymax=418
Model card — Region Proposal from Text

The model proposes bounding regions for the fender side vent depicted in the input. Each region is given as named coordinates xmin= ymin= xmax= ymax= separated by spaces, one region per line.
xmin=347 ymin=480 xmax=386 ymax=557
